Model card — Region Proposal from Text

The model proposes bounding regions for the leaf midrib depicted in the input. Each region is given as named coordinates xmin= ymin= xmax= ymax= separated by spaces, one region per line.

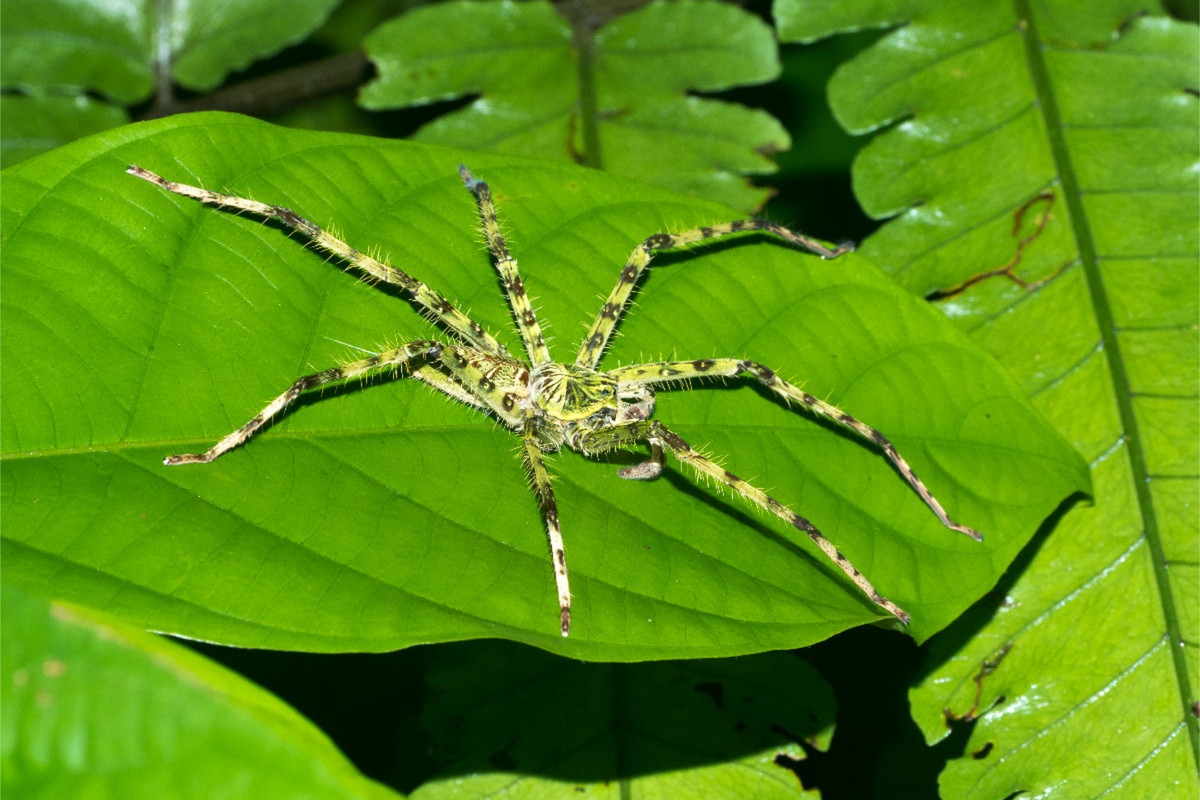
xmin=1015 ymin=0 xmax=1198 ymax=761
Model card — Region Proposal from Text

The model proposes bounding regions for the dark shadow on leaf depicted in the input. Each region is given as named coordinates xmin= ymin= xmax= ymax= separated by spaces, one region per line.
xmin=187 ymin=638 xmax=837 ymax=792
xmin=407 ymin=641 xmax=836 ymax=789
xmin=800 ymin=625 xmax=948 ymax=800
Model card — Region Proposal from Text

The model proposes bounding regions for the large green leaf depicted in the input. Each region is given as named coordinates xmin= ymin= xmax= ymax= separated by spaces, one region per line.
xmin=408 ymin=641 xmax=834 ymax=798
xmin=779 ymin=0 xmax=1198 ymax=795
xmin=360 ymin=0 xmax=788 ymax=212
xmin=1 ymin=112 xmax=1085 ymax=660
xmin=0 ymin=583 xmax=396 ymax=799
xmin=1 ymin=0 xmax=342 ymax=101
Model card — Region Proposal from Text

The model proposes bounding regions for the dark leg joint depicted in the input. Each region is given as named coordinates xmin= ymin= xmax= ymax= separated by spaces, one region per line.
xmin=737 ymin=360 xmax=774 ymax=383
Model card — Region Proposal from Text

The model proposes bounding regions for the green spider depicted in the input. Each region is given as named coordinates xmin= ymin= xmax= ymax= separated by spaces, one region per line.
xmin=128 ymin=163 xmax=981 ymax=637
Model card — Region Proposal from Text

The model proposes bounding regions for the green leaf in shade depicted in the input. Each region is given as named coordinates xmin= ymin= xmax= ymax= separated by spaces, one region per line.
xmin=408 ymin=641 xmax=833 ymax=799
xmin=1 ymin=0 xmax=342 ymax=102
xmin=360 ymin=0 xmax=788 ymax=212
xmin=0 ymin=584 xmax=397 ymax=799
xmin=1 ymin=112 xmax=1086 ymax=660
xmin=778 ymin=0 xmax=1198 ymax=795
xmin=1 ymin=93 xmax=130 ymax=169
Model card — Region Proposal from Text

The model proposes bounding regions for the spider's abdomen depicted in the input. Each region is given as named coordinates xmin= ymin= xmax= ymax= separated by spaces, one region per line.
xmin=530 ymin=363 xmax=618 ymax=422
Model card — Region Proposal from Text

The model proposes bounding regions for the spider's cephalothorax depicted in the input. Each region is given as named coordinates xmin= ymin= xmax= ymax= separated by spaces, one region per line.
xmin=129 ymin=163 xmax=981 ymax=638
xmin=529 ymin=362 xmax=618 ymax=423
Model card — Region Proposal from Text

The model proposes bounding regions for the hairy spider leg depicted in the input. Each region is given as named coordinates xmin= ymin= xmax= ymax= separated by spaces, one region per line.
xmin=575 ymin=419 xmax=911 ymax=624
xmin=608 ymin=359 xmax=982 ymax=541
xmin=575 ymin=220 xmax=856 ymax=368
xmin=431 ymin=348 xmax=575 ymax=634
xmin=127 ymin=165 xmax=511 ymax=358
xmin=459 ymin=166 xmax=552 ymax=366
xmin=423 ymin=343 xmax=576 ymax=635
xmin=164 ymin=338 xmax=536 ymax=466
xmin=408 ymin=364 xmax=493 ymax=412
xmin=521 ymin=419 xmax=572 ymax=636
xmin=164 ymin=341 xmax=445 ymax=465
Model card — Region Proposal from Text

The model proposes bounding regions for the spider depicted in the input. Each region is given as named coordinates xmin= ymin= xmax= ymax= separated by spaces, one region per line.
xmin=127 ymin=163 xmax=981 ymax=637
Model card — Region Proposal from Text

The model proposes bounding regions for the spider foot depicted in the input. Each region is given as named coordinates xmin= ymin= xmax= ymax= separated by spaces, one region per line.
xmin=458 ymin=164 xmax=483 ymax=191
xmin=884 ymin=600 xmax=912 ymax=625
xmin=163 ymin=453 xmax=212 ymax=465
xmin=823 ymin=239 xmax=856 ymax=258
xmin=949 ymin=522 xmax=984 ymax=542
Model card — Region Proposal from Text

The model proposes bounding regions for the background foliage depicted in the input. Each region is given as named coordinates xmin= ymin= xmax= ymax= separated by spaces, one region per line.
xmin=2 ymin=0 xmax=1196 ymax=798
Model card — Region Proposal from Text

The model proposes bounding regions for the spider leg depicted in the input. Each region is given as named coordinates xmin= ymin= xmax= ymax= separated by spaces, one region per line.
xmin=575 ymin=221 xmax=854 ymax=368
xmin=164 ymin=340 xmax=444 ymax=465
xmin=522 ymin=418 xmax=572 ymax=636
xmin=409 ymin=365 xmax=490 ymax=412
xmin=575 ymin=419 xmax=911 ymax=624
xmin=127 ymin=165 xmax=510 ymax=357
xmin=608 ymin=358 xmax=981 ymax=541
xmin=459 ymin=167 xmax=552 ymax=366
